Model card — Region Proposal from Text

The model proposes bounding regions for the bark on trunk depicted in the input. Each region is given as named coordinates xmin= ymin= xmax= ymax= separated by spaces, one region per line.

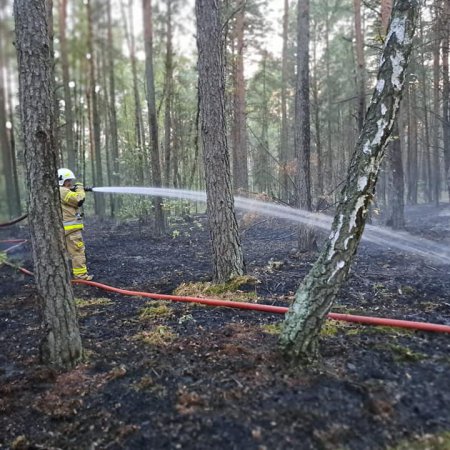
xmin=164 ymin=0 xmax=173 ymax=187
xmin=354 ymin=0 xmax=366 ymax=131
xmin=14 ymin=0 xmax=82 ymax=369
xmin=106 ymin=0 xmax=120 ymax=215
xmin=143 ymin=0 xmax=165 ymax=234
xmin=231 ymin=0 xmax=249 ymax=194
xmin=0 ymin=20 xmax=21 ymax=218
xmin=387 ymin=122 xmax=405 ymax=228
xmin=279 ymin=0 xmax=290 ymax=201
xmin=432 ymin=0 xmax=441 ymax=205
xmin=59 ymin=0 xmax=76 ymax=172
xmin=295 ymin=0 xmax=316 ymax=251
xmin=406 ymin=85 xmax=418 ymax=204
xmin=196 ymin=0 xmax=245 ymax=282
xmin=442 ymin=0 xmax=450 ymax=199
xmin=87 ymin=0 xmax=105 ymax=216
xmin=279 ymin=0 xmax=418 ymax=362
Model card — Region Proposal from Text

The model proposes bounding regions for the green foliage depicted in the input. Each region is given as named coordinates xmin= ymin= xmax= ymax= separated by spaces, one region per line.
xmin=139 ymin=302 xmax=173 ymax=320
xmin=133 ymin=326 xmax=177 ymax=346
xmin=390 ymin=432 xmax=450 ymax=450
xmin=174 ymin=276 xmax=258 ymax=302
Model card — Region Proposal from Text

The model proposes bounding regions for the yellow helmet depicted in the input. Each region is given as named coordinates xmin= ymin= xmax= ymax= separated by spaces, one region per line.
xmin=58 ymin=168 xmax=76 ymax=186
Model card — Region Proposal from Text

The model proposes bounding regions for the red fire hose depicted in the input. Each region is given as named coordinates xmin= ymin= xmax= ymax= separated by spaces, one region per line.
xmin=3 ymin=241 xmax=450 ymax=334
xmin=71 ymin=279 xmax=450 ymax=334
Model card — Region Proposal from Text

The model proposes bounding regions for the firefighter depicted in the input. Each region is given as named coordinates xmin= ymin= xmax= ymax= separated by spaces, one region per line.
xmin=58 ymin=168 xmax=93 ymax=280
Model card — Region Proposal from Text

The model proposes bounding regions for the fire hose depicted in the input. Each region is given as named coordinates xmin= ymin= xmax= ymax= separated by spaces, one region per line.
xmin=0 ymin=214 xmax=28 ymax=228
xmin=2 ymin=240 xmax=450 ymax=334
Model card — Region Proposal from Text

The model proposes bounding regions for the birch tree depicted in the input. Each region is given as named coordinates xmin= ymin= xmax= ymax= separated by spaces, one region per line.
xmin=279 ymin=0 xmax=418 ymax=362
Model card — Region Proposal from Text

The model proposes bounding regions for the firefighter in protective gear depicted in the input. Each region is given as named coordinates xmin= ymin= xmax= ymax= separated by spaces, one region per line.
xmin=58 ymin=168 xmax=93 ymax=281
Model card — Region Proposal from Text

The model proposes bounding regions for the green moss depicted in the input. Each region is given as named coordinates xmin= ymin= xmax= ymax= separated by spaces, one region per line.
xmin=133 ymin=326 xmax=177 ymax=346
xmin=139 ymin=302 xmax=173 ymax=320
xmin=388 ymin=344 xmax=425 ymax=362
xmin=401 ymin=285 xmax=416 ymax=295
xmin=390 ymin=432 xmax=450 ymax=450
xmin=174 ymin=276 xmax=258 ymax=302
xmin=368 ymin=326 xmax=414 ymax=336
xmin=75 ymin=298 xmax=112 ymax=308
xmin=0 ymin=251 xmax=7 ymax=265
xmin=261 ymin=323 xmax=282 ymax=335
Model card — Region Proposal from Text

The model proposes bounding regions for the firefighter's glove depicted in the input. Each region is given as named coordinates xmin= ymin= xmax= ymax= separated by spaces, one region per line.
xmin=70 ymin=182 xmax=84 ymax=192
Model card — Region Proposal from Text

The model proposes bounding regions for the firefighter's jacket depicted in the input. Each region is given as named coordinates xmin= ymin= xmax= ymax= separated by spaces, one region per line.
xmin=59 ymin=186 xmax=86 ymax=233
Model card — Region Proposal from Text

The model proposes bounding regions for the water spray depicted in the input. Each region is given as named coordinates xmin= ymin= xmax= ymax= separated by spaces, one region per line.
xmin=93 ymin=187 xmax=450 ymax=266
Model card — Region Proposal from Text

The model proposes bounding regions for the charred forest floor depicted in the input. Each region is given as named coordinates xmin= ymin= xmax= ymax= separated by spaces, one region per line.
xmin=1 ymin=203 xmax=450 ymax=450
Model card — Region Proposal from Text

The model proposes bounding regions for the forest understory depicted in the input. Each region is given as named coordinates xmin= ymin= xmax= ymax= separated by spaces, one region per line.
xmin=1 ymin=203 xmax=450 ymax=450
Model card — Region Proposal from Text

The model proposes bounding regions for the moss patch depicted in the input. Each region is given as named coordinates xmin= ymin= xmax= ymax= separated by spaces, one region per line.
xmin=261 ymin=323 xmax=282 ymax=335
xmin=133 ymin=326 xmax=177 ymax=346
xmin=174 ymin=275 xmax=258 ymax=302
xmin=390 ymin=432 xmax=450 ymax=450
xmin=387 ymin=344 xmax=425 ymax=362
xmin=75 ymin=298 xmax=113 ymax=308
xmin=139 ymin=302 xmax=173 ymax=320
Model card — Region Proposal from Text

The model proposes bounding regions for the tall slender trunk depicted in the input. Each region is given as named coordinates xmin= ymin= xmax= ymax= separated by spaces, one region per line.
xmin=59 ymin=0 xmax=76 ymax=172
xmin=280 ymin=0 xmax=290 ymax=201
xmin=14 ymin=0 xmax=82 ymax=369
xmin=419 ymin=14 xmax=432 ymax=203
xmin=0 ymin=18 xmax=21 ymax=217
xmin=387 ymin=122 xmax=405 ymax=228
xmin=353 ymin=0 xmax=366 ymax=131
xmin=312 ymin=21 xmax=323 ymax=199
xmin=295 ymin=0 xmax=316 ymax=251
xmin=196 ymin=0 xmax=245 ymax=282
xmin=124 ymin=0 xmax=145 ymax=185
xmin=381 ymin=0 xmax=393 ymax=36
xmin=231 ymin=0 xmax=249 ymax=193
xmin=106 ymin=0 xmax=120 ymax=215
xmin=87 ymin=0 xmax=105 ymax=215
xmin=143 ymin=0 xmax=165 ymax=234
xmin=433 ymin=0 xmax=442 ymax=205
xmin=164 ymin=0 xmax=173 ymax=186
xmin=407 ymin=85 xmax=418 ymax=204
xmin=442 ymin=0 xmax=450 ymax=199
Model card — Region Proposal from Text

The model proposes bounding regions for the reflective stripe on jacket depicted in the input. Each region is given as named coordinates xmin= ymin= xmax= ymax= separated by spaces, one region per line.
xmin=60 ymin=186 xmax=86 ymax=232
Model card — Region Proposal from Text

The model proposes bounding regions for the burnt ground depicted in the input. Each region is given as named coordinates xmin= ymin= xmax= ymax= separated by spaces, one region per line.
xmin=1 ymin=204 xmax=450 ymax=450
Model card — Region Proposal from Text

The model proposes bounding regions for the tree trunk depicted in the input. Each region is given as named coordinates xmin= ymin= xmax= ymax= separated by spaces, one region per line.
xmin=418 ymin=12 xmax=432 ymax=203
xmin=0 ymin=19 xmax=21 ymax=218
xmin=14 ymin=0 xmax=82 ymax=369
xmin=387 ymin=122 xmax=405 ymax=228
xmin=128 ymin=0 xmax=145 ymax=184
xmin=295 ymin=0 xmax=316 ymax=251
xmin=442 ymin=0 xmax=450 ymax=200
xmin=279 ymin=0 xmax=290 ymax=201
xmin=196 ymin=0 xmax=245 ymax=282
xmin=279 ymin=0 xmax=418 ymax=362
xmin=106 ymin=0 xmax=120 ymax=215
xmin=164 ymin=0 xmax=173 ymax=187
xmin=381 ymin=0 xmax=393 ymax=36
xmin=312 ymin=21 xmax=323 ymax=198
xmin=59 ymin=0 xmax=76 ymax=172
xmin=231 ymin=0 xmax=249 ymax=194
xmin=254 ymin=51 xmax=270 ymax=193
xmin=353 ymin=0 xmax=366 ymax=131
xmin=406 ymin=85 xmax=418 ymax=204
xmin=87 ymin=0 xmax=105 ymax=216
xmin=433 ymin=0 xmax=441 ymax=205
xmin=143 ymin=0 xmax=165 ymax=234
